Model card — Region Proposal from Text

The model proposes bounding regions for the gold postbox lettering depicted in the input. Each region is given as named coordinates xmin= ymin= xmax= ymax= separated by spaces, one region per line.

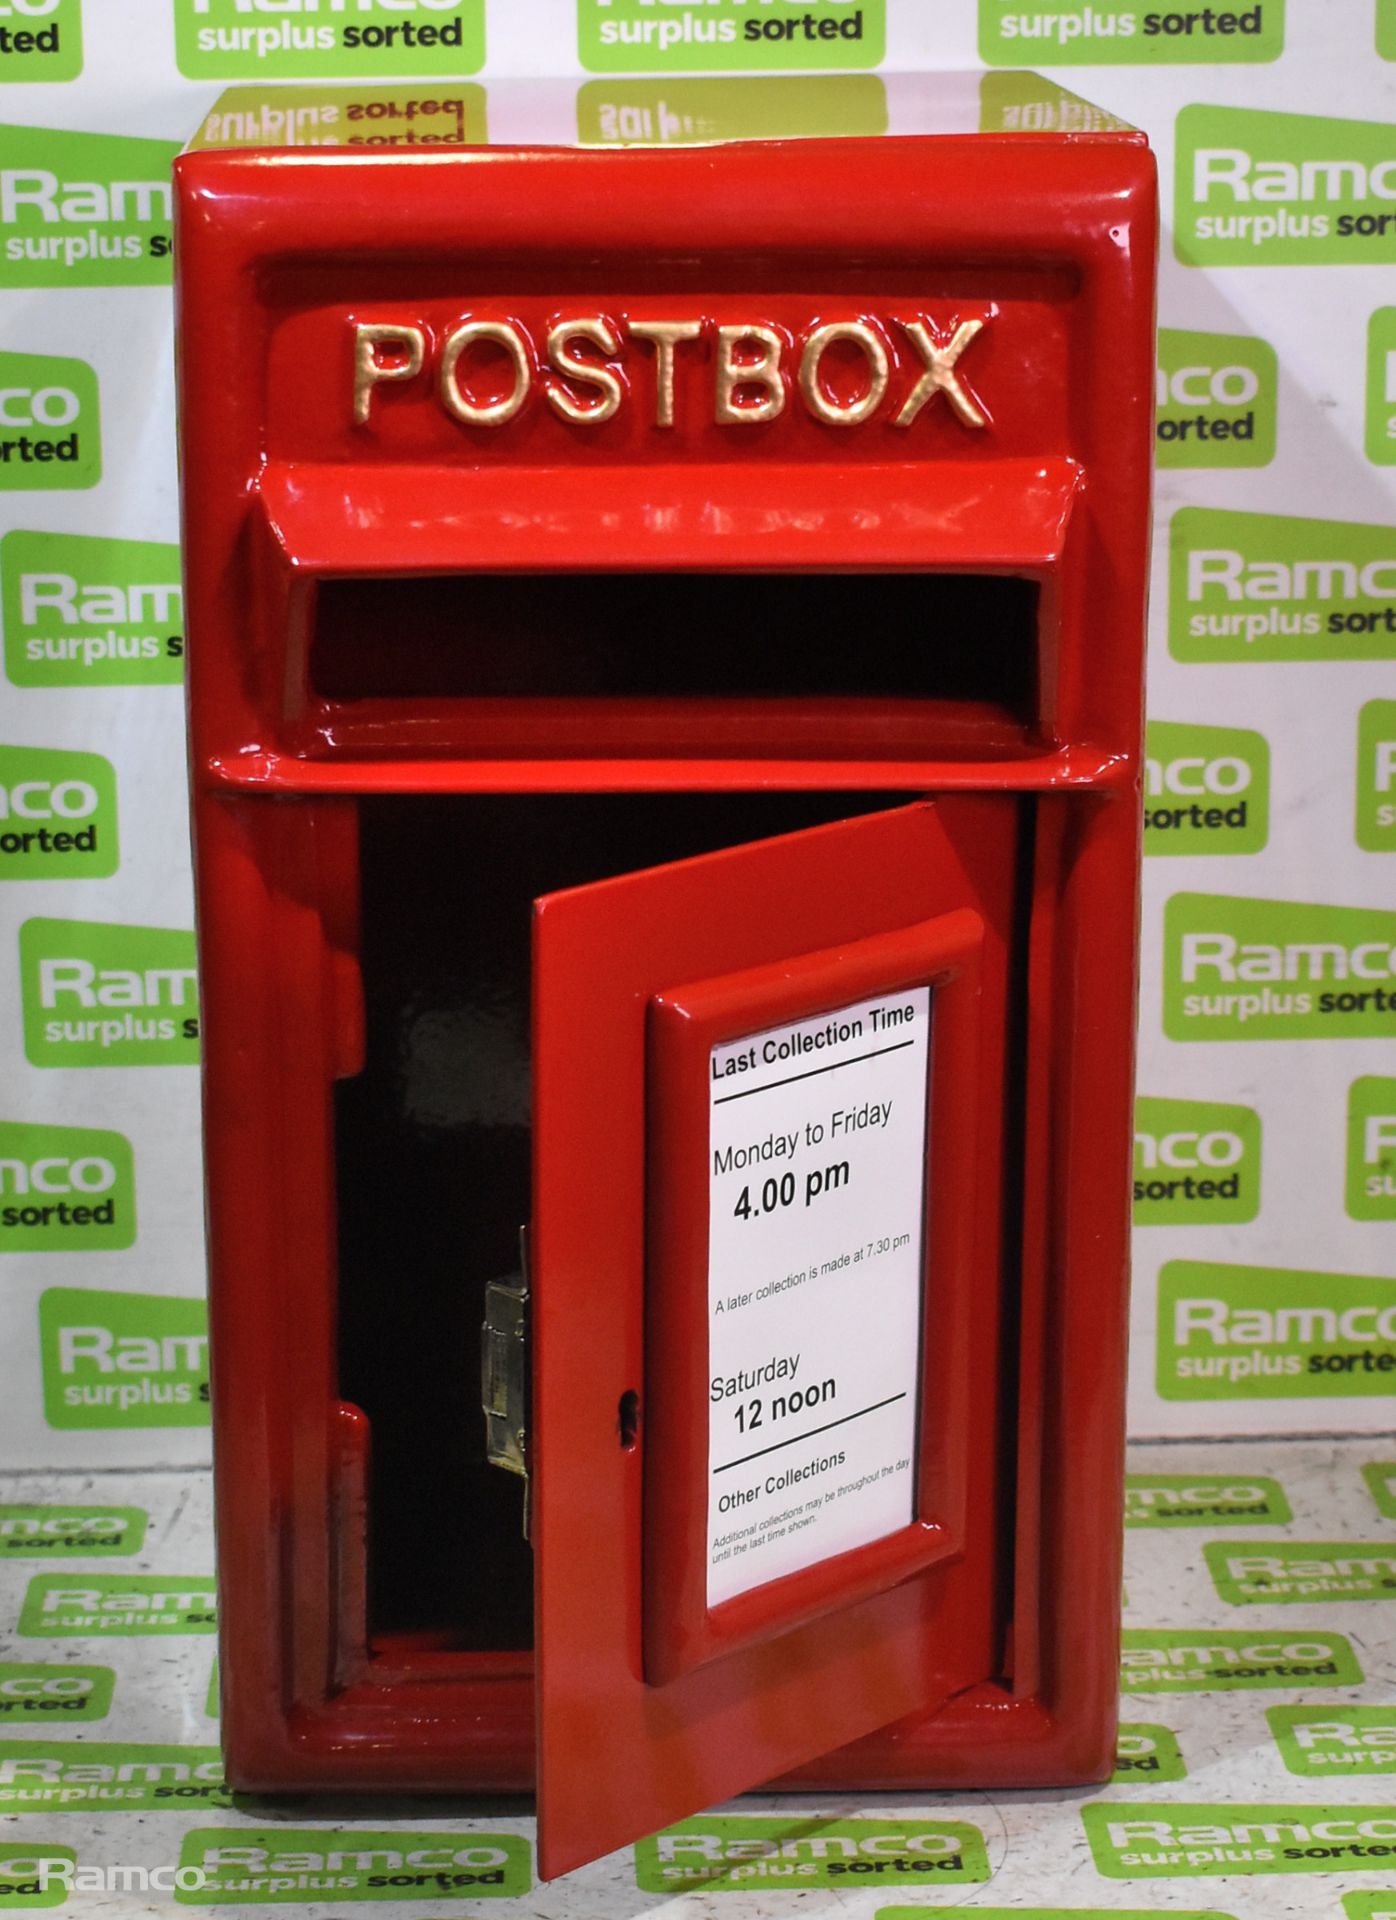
xmin=349 ymin=314 xmax=990 ymax=435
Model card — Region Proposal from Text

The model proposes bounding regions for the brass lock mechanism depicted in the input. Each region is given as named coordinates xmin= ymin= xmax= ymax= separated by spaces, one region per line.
xmin=481 ymin=1227 xmax=530 ymax=1539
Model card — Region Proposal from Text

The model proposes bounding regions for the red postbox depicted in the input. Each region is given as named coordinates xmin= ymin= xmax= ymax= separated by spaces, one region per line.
xmin=174 ymin=81 xmax=1156 ymax=1882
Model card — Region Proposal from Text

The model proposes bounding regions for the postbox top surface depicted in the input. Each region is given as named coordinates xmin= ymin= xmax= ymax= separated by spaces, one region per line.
xmin=186 ymin=68 xmax=1139 ymax=155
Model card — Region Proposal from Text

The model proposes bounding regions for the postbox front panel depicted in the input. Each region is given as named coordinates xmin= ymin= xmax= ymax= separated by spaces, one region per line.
xmin=175 ymin=128 xmax=1155 ymax=1880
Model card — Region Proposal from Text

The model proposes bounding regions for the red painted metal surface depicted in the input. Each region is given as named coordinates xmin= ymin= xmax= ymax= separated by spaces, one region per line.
xmin=174 ymin=121 xmax=1156 ymax=1881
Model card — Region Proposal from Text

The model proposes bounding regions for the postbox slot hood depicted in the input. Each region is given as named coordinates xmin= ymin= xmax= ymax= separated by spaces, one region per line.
xmin=256 ymin=455 xmax=1082 ymax=577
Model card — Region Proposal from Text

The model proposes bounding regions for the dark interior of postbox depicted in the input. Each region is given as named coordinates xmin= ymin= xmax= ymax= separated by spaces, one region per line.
xmin=308 ymin=571 xmax=1040 ymax=734
xmin=334 ymin=790 xmax=923 ymax=1658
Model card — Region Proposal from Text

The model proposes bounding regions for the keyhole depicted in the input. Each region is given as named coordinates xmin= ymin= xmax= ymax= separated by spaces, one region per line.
xmin=618 ymin=1390 xmax=640 ymax=1450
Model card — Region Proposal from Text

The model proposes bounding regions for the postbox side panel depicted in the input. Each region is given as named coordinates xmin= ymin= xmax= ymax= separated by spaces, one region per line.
xmin=532 ymin=797 xmax=1020 ymax=1878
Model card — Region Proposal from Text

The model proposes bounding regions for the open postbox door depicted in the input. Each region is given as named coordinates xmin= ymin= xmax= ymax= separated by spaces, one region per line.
xmin=529 ymin=796 xmax=1019 ymax=1878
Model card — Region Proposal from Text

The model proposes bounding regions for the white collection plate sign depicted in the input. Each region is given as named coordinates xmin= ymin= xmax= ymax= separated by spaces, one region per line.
xmin=705 ymin=986 xmax=930 ymax=1608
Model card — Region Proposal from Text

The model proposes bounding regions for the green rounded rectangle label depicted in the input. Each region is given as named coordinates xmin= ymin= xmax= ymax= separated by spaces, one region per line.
xmin=1357 ymin=699 xmax=1396 ymax=849
xmin=1170 ymin=507 xmax=1396 ymax=662
xmin=980 ymin=0 xmax=1281 ymax=63
xmin=1363 ymin=1460 xmax=1396 ymax=1518
xmin=1155 ymin=330 xmax=1276 ymax=465
xmin=579 ymin=0 xmax=884 ymax=72
xmin=0 ymin=1742 xmax=227 ymax=1812
xmin=175 ymin=1828 xmax=531 ymax=1903
xmin=2 ymin=530 xmax=183 ymax=687
xmin=0 ymin=1505 xmax=146 ymax=1557
xmin=1159 ymin=1260 xmax=1396 ymax=1399
xmin=635 ymin=1816 xmax=988 ymax=1893
xmin=40 ymin=1289 xmax=209 ymax=1429
xmin=1347 ymin=1076 xmax=1396 ymax=1218
xmin=0 ymin=1665 xmax=112 ymax=1726
xmin=1206 ymin=1539 xmax=1396 ymax=1605
xmin=174 ymin=0 xmax=485 ymax=80
xmin=0 ymin=1844 xmax=75 ymax=1910
xmin=0 ymin=128 xmax=176 ymax=289
xmin=1348 ymin=1896 xmax=1396 ymax=1920
xmin=1145 ymin=722 xmax=1268 ymax=856
xmin=978 ymin=71 xmax=1133 ymax=133
xmin=0 ymin=354 xmax=98 ymax=491
xmin=1134 ymin=1097 xmax=1260 ymax=1224
xmin=0 ymin=747 xmax=116 ymax=880
xmin=1270 ymin=1705 xmax=1396 ymax=1776
xmin=19 ymin=1573 xmax=217 ymax=1637
xmin=1114 ymin=1724 xmax=1187 ymax=1784
xmin=191 ymin=81 xmax=486 ymax=149
xmin=1086 ymin=1801 xmax=1396 ymax=1878
xmin=0 ymin=0 xmax=80 ymax=82
xmin=1126 ymin=1472 xmax=1288 ymax=1526
xmin=1367 ymin=308 xmax=1396 ymax=463
xmin=20 ymin=920 xmax=200 ymax=1067
xmin=577 ymin=73 xmax=887 ymax=145
xmin=0 ymin=1122 xmax=135 ymax=1253
xmin=1122 ymin=1627 xmax=1363 ymax=1693
xmin=1163 ymin=895 xmax=1396 ymax=1041
xmin=1176 ymin=106 xmax=1396 ymax=266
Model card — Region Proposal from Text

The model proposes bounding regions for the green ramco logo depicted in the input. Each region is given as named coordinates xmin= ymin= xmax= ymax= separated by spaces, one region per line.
xmin=1159 ymin=1260 xmax=1396 ymax=1399
xmin=18 ymin=1574 xmax=216 ymax=1638
xmin=1269 ymin=1706 xmax=1396 ymax=1777
xmin=1144 ymin=722 xmax=1268 ymax=854
xmin=40 ymin=1289 xmax=209 ymax=1430
xmin=1121 ymin=1627 xmax=1362 ymax=1692
xmin=0 ymin=1842 xmax=75 ymax=1911
xmin=1126 ymin=1472 xmax=1289 ymax=1526
xmin=0 ymin=352 xmax=99 ymax=491
xmin=0 ymin=746 xmax=117 ymax=880
xmin=1176 ymin=106 xmax=1396 ymax=265
xmin=0 ymin=1121 xmax=135 ymax=1253
xmin=979 ymin=0 xmax=1282 ymax=64
xmin=174 ymin=1828 xmax=532 ymax=1903
xmin=0 ymin=1742 xmax=227 ymax=1812
xmin=1363 ymin=1461 xmax=1396 ymax=1519
xmin=2 ymin=530 xmax=184 ymax=687
xmin=579 ymin=0 xmax=885 ymax=74
xmin=1206 ymin=1540 xmax=1396 ymax=1605
xmin=0 ymin=128 xmax=177 ymax=289
xmin=1368 ymin=307 xmax=1396 ymax=464
xmin=174 ymin=0 xmax=486 ymax=80
xmin=0 ymin=0 xmax=81 ymax=82
xmin=20 ymin=919 xmax=199 ymax=1067
xmin=1170 ymin=508 xmax=1396 ymax=662
xmin=1156 ymin=327 xmax=1276 ymax=465
xmin=1163 ymin=896 xmax=1396 ymax=1040
xmin=1114 ymin=1723 xmax=1187 ymax=1782
xmin=1085 ymin=1802 xmax=1396 ymax=1878
xmin=1347 ymin=1076 xmax=1396 ymax=1219
xmin=0 ymin=1664 xmax=113 ymax=1724
xmin=1357 ymin=699 xmax=1396 ymax=849
xmin=0 ymin=1505 xmax=146 ymax=1558
xmin=1345 ymin=1897 xmax=1396 ymax=1920
xmin=193 ymin=82 xmax=487 ymax=150
xmin=1134 ymin=1097 xmax=1260 ymax=1225
xmin=634 ymin=1816 xmax=988 ymax=1892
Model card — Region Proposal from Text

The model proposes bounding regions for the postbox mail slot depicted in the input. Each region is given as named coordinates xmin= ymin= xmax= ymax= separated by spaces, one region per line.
xmin=309 ymin=571 xmax=1038 ymax=709
xmin=256 ymin=456 xmax=1078 ymax=765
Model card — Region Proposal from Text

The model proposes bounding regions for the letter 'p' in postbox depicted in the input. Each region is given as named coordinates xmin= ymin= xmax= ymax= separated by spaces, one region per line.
xmin=174 ymin=82 xmax=1156 ymax=1880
